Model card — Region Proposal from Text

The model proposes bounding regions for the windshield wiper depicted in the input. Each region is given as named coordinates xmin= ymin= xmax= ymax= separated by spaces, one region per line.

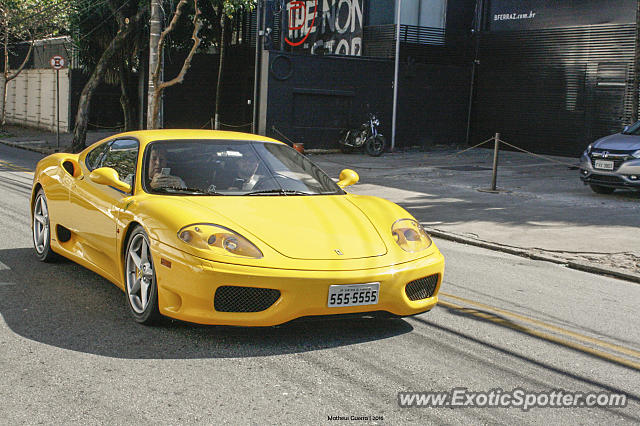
xmin=246 ymin=189 xmax=312 ymax=196
xmin=154 ymin=187 xmax=223 ymax=195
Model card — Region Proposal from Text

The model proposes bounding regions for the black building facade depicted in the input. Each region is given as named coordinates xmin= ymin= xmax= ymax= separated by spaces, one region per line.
xmin=471 ymin=0 xmax=638 ymax=155
xmin=259 ymin=0 xmax=639 ymax=156
xmin=257 ymin=0 xmax=476 ymax=150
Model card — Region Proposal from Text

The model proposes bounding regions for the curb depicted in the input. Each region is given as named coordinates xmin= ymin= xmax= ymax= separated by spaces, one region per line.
xmin=0 ymin=139 xmax=63 ymax=155
xmin=424 ymin=227 xmax=640 ymax=284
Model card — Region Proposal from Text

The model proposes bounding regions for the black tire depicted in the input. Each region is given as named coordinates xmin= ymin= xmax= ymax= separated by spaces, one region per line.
xmin=124 ymin=226 xmax=161 ymax=325
xmin=365 ymin=134 xmax=386 ymax=157
xmin=589 ymin=184 xmax=615 ymax=194
xmin=32 ymin=189 xmax=58 ymax=262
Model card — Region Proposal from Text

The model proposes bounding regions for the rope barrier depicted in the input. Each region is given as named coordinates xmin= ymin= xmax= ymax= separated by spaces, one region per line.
xmin=200 ymin=118 xmax=252 ymax=130
xmin=88 ymin=122 xmax=123 ymax=130
xmin=271 ymin=126 xmax=296 ymax=145
xmin=498 ymin=139 xmax=579 ymax=168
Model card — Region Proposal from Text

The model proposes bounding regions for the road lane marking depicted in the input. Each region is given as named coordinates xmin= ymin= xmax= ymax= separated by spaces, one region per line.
xmin=440 ymin=292 xmax=640 ymax=359
xmin=0 ymin=282 xmax=16 ymax=286
xmin=0 ymin=261 xmax=9 ymax=270
xmin=0 ymin=160 xmax=34 ymax=173
xmin=436 ymin=299 xmax=640 ymax=371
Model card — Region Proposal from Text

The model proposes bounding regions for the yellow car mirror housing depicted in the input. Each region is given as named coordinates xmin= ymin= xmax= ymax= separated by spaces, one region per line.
xmin=89 ymin=167 xmax=132 ymax=193
xmin=337 ymin=169 xmax=359 ymax=188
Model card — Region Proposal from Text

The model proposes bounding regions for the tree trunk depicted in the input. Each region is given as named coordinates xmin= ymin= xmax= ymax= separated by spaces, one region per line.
xmin=119 ymin=60 xmax=133 ymax=131
xmin=72 ymin=9 xmax=145 ymax=152
xmin=1 ymin=12 xmax=9 ymax=129
xmin=1 ymin=75 xmax=7 ymax=130
xmin=147 ymin=0 xmax=162 ymax=129
xmin=214 ymin=14 xmax=226 ymax=130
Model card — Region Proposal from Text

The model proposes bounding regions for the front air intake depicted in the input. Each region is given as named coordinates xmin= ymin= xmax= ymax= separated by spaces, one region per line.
xmin=214 ymin=286 xmax=281 ymax=312
xmin=405 ymin=274 xmax=439 ymax=301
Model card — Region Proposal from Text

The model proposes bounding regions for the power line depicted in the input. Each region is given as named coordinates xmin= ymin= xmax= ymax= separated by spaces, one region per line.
xmin=73 ymin=0 xmax=131 ymax=44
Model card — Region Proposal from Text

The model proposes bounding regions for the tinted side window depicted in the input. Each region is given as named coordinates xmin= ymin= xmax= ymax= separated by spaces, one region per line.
xmin=85 ymin=142 xmax=109 ymax=171
xmin=102 ymin=139 xmax=139 ymax=187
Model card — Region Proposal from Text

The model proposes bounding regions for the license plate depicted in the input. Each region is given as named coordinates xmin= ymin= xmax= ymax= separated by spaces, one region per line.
xmin=594 ymin=160 xmax=614 ymax=170
xmin=327 ymin=283 xmax=380 ymax=308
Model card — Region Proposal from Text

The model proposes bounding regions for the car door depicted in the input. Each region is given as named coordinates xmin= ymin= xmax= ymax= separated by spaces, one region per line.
xmin=69 ymin=138 xmax=139 ymax=280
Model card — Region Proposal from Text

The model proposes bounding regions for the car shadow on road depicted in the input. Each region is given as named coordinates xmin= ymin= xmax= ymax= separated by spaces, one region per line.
xmin=0 ymin=248 xmax=413 ymax=359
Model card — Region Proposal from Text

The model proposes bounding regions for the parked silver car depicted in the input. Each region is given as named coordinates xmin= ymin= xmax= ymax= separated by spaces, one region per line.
xmin=579 ymin=122 xmax=640 ymax=194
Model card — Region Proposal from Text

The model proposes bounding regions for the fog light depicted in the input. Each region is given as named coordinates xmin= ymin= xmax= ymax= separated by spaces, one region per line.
xmin=581 ymin=170 xmax=589 ymax=175
xmin=630 ymin=175 xmax=639 ymax=180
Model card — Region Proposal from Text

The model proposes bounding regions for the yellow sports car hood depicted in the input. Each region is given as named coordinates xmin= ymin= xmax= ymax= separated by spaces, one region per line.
xmin=182 ymin=196 xmax=388 ymax=260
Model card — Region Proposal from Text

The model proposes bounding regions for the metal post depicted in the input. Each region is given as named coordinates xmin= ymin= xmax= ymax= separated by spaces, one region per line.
xmin=391 ymin=0 xmax=402 ymax=152
xmin=56 ymin=69 xmax=60 ymax=150
xmin=491 ymin=132 xmax=500 ymax=191
xmin=252 ymin=1 xmax=262 ymax=134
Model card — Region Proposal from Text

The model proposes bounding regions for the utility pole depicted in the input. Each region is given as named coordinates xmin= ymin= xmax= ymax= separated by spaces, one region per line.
xmin=391 ymin=0 xmax=402 ymax=151
xmin=147 ymin=0 xmax=162 ymax=129
xmin=633 ymin=0 xmax=640 ymax=123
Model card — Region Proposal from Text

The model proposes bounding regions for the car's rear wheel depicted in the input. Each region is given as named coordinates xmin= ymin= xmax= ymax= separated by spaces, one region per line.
xmin=589 ymin=184 xmax=615 ymax=194
xmin=125 ymin=226 xmax=161 ymax=324
xmin=32 ymin=189 xmax=57 ymax=262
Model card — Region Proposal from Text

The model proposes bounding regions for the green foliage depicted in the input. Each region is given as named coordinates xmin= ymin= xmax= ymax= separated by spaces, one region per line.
xmin=0 ymin=0 xmax=70 ymax=41
xmin=221 ymin=0 xmax=256 ymax=18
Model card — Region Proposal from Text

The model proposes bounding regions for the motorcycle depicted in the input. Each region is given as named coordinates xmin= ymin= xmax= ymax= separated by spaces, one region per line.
xmin=338 ymin=113 xmax=386 ymax=157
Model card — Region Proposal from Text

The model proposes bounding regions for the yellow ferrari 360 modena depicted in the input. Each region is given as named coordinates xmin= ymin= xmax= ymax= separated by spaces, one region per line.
xmin=31 ymin=130 xmax=444 ymax=325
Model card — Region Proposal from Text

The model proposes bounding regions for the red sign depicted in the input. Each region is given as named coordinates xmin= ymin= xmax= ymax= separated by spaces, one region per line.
xmin=285 ymin=0 xmax=317 ymax=47
xmin=50 ymin=55 xmax=65 ymax=70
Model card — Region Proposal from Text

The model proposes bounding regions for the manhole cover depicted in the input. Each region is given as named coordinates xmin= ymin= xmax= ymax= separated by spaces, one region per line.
xmin=438 ymin=165 xmax=492 ymax=171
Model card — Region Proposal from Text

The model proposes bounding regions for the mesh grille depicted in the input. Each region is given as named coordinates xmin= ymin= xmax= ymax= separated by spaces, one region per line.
xmin=405 ymin=275 xmax=439 ymax=301
xmin=214 ymin=286 xmax=281 ymax=313
xmin=589 ymin=174 xmax=625 ymax=184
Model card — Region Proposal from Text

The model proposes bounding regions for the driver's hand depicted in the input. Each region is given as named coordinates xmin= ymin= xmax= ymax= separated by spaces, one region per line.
xmin=151 ymin=174 xmax=183 ymax=188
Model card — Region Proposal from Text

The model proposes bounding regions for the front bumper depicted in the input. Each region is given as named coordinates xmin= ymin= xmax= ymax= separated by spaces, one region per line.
xmin=150 ymin=240 xmax=445 ymax=326
xmin=579 ymin=154 xmax=640 ymax=189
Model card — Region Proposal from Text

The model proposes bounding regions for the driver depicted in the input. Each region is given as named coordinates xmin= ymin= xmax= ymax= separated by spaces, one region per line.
xmin=236 ymin=151 xmax=262 ymax=190
xmin=147 ymin=145 xmax=186 ymax=189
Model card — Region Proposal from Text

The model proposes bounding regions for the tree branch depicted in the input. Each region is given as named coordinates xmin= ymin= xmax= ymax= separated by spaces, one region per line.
xmin=158 ymin=0 xmax=202 ymax=89
xmin=6 ymin=34 xmax=33 ymax=82
xmin=152 ymin=0 xmax=192 ymax=87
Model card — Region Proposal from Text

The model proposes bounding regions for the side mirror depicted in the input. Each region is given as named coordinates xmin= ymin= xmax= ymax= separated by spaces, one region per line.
xmin=337 ymin=169 xmax=359 ymax=188
xmin=89 ymin=167 xmax=131 ymax=193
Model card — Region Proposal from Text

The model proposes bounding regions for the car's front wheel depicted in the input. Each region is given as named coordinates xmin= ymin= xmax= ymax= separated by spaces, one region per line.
xmin=125 ymin=226 xmax=161 ymax=324
xmin=589 ymin=184 xmax=615 ymax=194
xmin=32 ymin=189 xmax=57 ymax=262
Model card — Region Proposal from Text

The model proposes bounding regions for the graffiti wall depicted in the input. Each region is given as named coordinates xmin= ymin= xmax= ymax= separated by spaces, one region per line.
xmin=285 ymin=0 xmax=364 ymax=56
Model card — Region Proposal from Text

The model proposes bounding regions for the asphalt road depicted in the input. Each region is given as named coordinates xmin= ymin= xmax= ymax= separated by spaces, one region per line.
xmin=1 ymin=143 xmax=639 ymax=424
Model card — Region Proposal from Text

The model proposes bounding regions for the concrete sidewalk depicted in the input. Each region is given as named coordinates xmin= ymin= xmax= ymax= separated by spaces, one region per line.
xmin=0 ymin=125 xmax=111 ymax=154
xmin=1 ymin=125 xmax=639 ymax=282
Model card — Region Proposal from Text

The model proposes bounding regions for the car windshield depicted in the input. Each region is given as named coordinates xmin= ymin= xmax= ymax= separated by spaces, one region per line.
xmin=143 ymin=140 xmax=344 ymax=196
xmin=622 ymin=121 xmax=640 ymax=135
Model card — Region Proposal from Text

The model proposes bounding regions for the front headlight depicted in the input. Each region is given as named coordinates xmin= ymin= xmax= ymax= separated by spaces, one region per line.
xmin=177 ymin=223 xmax=263 ymax=259
xmin=632 ymin=149 xmax=640 ymax=159
xmin=391 ymin=219 xmax=433 ymax=253
xmin=585 ymin=144 xmax=593 ymax=155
